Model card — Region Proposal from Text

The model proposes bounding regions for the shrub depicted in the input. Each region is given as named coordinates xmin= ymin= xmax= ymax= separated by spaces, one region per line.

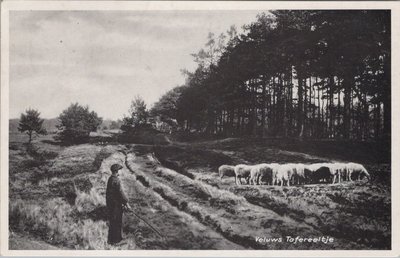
xmin=118 ymin=125 xmax=169 ymax=145
xmin=56 ymin=103 xmax=102 ymax=144
xmin=75 ymin=189 xmax=106 ymax=213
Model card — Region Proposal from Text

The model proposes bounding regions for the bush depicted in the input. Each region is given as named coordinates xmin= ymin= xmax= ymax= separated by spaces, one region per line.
xmin=56 ymin=103 xmax=102 ymax=144
xmin=27 ymin=145 xmax=58 ymax=160
xmin=118 ymin=124 xmax=169 ymax=145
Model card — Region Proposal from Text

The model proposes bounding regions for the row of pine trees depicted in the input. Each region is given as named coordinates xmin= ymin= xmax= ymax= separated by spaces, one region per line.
xmin=151 ymin=10 xmax=391 ymax=141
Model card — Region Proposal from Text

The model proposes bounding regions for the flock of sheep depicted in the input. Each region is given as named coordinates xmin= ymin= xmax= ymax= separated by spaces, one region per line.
xmin=218 ymin=162 xmax=370 ymax=186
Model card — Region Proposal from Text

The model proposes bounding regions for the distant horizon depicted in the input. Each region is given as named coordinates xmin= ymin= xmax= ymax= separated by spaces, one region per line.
xmin=10 ymin=10 xmax=263 ymax=120
xmin=9 ymin=115 xmax=120 ymax=121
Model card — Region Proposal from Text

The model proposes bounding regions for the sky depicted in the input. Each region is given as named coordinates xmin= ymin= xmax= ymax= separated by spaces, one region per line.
xmin=10 ymin=10 xmax=263 ymax=120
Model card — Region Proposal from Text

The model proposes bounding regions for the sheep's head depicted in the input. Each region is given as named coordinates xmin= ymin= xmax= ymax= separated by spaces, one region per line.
xmin=362 ymin=169 xmax=371 ymax=181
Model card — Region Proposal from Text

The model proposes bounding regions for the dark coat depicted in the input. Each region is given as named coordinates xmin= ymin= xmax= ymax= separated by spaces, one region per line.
xmin=106 ymin=174 xmax=128 ymax=244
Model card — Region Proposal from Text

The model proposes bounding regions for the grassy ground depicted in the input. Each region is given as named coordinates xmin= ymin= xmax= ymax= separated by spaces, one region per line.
xmin=9 ymin=133 xmax=135 ymax=250
xmin=9 ymin=231 xmax=61 ymax=250
xmin=8 ymin=133 xmax=391 ymax=250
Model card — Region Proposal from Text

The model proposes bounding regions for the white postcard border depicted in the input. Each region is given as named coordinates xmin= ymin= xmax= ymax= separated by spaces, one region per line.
xmin=1 ymin=1 xmax=399 ymax=257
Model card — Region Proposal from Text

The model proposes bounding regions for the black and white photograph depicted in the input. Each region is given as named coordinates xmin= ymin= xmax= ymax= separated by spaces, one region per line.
xmin=1 ymin=1 xmax=399 ymax=256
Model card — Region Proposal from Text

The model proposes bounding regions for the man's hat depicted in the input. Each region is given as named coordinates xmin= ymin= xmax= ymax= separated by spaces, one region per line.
xmin=111 ymin=163 xmax=123 ymax=173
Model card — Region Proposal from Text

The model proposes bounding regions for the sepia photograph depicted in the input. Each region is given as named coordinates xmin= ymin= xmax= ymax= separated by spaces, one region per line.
xmin=1 ymin=1 xmax=399 ymax=256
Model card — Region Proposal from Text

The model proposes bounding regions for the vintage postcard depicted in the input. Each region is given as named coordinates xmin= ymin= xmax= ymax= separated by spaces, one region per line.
xmin=1 ymin=1 xmax=399 ymax=257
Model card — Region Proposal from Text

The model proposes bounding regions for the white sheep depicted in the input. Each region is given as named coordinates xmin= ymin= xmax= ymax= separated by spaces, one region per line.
xmin=276 ymin=164 xmax=294 ymax=186
xmin=325 ymin=162 xmax=364 ymax=184
xmin=322 ymin=163 xmax=341 ymax=183
xmin=250 ymin=164 xmax=262 ymax=185
xmin=337 ymin=163 xmax=352 ymax=181
xmin=218 ymin=165 xmax=236 ymax=179
xmin=338 ymin=163 xmax=349 ymax=181
xmin=250 ymin=163 xmax=273 ymax=185
xmin=346 ymin=162 xmax=370 ymax=181
xmin=291 ymin=163 xmax=306 ymax=185
xmin=266 ymin=163 xmax=281 ymax=185
xmin=234 ymin=164 xmax=253 ymax=185
xmin=266 ymin=163 xmax=280 ymax=185
xmin=326 ymin=163 xmax=352 ymax=184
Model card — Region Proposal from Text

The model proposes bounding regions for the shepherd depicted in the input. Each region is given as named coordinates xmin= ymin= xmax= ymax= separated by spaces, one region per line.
xmin=106 ymin=163 xmax=131 ymax=245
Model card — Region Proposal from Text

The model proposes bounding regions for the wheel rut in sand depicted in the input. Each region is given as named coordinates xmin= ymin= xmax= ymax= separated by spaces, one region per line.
xmin=121 ymin=147 xmax=361 ymax=250
xmin=113 ymin=151 xmax=243 ymax=249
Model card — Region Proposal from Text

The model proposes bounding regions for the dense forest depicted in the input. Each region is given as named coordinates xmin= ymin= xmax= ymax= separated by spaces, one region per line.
xmin=151 ymin=10 xmax=391 ymax=141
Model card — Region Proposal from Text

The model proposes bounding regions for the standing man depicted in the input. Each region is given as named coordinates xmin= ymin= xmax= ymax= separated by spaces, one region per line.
xmin=106 ymin=163 xmax=131 ymax=245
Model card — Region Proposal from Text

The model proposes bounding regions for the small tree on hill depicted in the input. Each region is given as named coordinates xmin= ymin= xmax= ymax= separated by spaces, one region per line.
xmin=18 ymin=109 xmax=46 ymax=144
xmin=57 ymin=103 xmax=102 ymax=144
xmin=121 ymin=96 xmax=149 ymax=133
xmin=129 ymin=96 xmax=148 ymax=127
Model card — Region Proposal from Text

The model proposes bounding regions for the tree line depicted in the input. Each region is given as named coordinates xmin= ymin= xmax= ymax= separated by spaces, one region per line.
xmin=16 ymin=100 xmax=147 ymax=145
xmin=151 ymin=10 xmax=391 ymax=141
xmin=16 ymin=10 xmax=391 ymax=145
xmin=17 ymin=104 xmax=102 ymax=144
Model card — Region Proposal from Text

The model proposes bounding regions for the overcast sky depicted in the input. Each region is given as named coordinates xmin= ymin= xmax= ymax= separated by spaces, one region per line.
xmin=10 ymin=10 xmax=262 ymax=120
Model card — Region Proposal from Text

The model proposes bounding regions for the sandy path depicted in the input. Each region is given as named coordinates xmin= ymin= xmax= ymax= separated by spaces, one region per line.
xmin=109 ymin=151 xmax=243 ymax=250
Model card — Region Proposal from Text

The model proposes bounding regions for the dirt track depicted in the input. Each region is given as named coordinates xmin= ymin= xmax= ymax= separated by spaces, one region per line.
xmin=97 ymin=151 xmax=242 ymax=249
